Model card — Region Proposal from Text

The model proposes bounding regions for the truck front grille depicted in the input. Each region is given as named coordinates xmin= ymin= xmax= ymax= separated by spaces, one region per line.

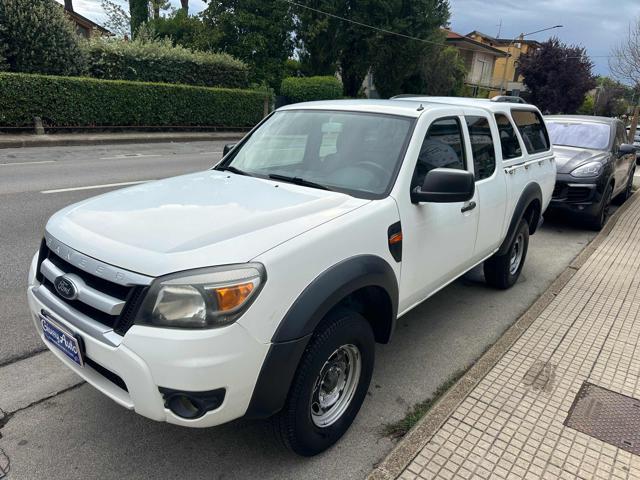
xmin=37 ymin=239 xmax=147 ymax=336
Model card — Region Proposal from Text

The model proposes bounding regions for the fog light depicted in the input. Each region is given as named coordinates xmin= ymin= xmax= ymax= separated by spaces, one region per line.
xmin=159 ymin=387 xmax=226 ymax=419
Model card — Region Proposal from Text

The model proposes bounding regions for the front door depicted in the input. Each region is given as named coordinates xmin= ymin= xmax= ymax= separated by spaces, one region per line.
xmin=397 ymin=114 xmax=480 ymax=312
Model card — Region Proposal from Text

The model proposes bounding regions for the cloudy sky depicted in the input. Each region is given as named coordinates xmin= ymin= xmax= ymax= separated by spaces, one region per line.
xmin=58 ymin=0 xmax=640 ymax=78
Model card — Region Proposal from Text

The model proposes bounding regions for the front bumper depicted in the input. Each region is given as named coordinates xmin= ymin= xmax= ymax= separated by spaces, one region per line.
xmin=549 ymin=174 xmax=606 ymax=217
xmin=27 ymin=282 xmax=270 ymax=428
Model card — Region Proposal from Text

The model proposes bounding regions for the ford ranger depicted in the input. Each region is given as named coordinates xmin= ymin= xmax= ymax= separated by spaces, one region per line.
xmin=27 ymin=98 xmax=555 ymax=456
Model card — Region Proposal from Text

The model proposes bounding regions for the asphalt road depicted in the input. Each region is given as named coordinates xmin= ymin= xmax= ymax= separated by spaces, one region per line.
xmin=0 ymin=142 xmax=610 ymax=479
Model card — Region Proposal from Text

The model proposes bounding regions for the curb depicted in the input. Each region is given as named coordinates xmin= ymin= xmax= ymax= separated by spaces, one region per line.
xmin=368 ymin=191 xmax=640 ymax=480
xmin=0 ymin=132 xmax=246 ymax=149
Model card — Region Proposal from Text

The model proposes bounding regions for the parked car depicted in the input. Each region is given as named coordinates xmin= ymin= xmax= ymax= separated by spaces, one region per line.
xmin=545 ymin=115 xmax=636 ymax=230
xmin=626 ymin=126 xmax=640 ymax=164
xmin=27 ymin=99 xmax=554 ymax=456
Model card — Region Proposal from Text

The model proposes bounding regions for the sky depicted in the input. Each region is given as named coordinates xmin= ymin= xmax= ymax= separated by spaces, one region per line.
xmin=58 ymin=0 xmax=640 ymax=78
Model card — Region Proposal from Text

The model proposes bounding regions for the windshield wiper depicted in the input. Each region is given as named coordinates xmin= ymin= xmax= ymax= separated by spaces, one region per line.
xmin=268 ymin=174 xmax=333 ymax=191
xmin=216 ymin=165 xmax=251 ymax=176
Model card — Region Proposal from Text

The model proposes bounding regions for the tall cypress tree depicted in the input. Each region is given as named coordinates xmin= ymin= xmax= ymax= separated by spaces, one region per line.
xmin=129 ymin=0 xmax=149 ymax=37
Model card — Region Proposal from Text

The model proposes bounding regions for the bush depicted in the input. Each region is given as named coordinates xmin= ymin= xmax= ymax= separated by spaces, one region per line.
xmin=280 ymin=76 xmax=343 ymax=103
xmin=85 ymin=36 xmax=249 ymax=89
xmin=0 ymin=0 xmax=87 ymax=76
xmin=0 ymin=72 xmax=266 ymax=128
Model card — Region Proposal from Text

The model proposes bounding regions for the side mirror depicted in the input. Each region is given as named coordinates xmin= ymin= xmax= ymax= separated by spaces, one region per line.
xmin=223 ymin=143 xmax=237 ymax=156
xmin=619 ymin=144 xmax=637 ymax=156
xmin=411 ymin=168 xmax=475 ymax=204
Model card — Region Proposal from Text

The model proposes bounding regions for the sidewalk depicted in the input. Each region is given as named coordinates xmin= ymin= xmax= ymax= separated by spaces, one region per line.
xmin=372 ymin=193 xmax=640 ymax=480
xmin=0 ymin=131 xmax=246 ymax=149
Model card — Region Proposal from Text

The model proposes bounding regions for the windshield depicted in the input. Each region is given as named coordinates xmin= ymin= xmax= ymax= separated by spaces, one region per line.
xmin=221 ymin=110 xmax=415 ymax=198
xmin=546 ymin=121 xmax=611 ymax=150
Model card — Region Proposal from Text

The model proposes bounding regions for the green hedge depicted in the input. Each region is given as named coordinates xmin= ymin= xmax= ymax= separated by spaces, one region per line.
xmin=0 ymin=72 xmax=265 ymax=128
xmin=85 ymin=38 xmax=249 ymax=89
xmin=280 ymin=76 xmax=343 ymax=103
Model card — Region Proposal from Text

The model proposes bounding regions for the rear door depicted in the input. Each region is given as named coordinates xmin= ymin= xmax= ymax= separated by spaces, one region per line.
xmin=463 ymin=112 xmax=507 ymax=260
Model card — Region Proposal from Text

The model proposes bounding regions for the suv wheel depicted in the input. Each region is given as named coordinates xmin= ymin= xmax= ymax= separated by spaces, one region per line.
xmin=484 ymin=218 xmax=529 ymax=289
xmin=272 ymin=308 xmax=375 ymax=456
xmin=614 ymin=167 xmax=635 ymax=205
xmin=586 ymin=183 xmax=613 ymax=231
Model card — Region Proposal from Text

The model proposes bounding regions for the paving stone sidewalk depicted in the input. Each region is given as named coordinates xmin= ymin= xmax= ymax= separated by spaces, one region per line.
xmin=397 ymin=196 xmax=640 ymax=480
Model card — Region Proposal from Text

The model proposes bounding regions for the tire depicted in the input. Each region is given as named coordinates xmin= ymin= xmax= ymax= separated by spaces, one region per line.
xmin=484 ymin=219 xmax=529 ymax=290
xmin=271 ymin=308 xmax=375 ymax=456
xmin=614 ymin=167 xmax=635 ymax=205
xmin=586 ymin=183 xmax=613 ymax=231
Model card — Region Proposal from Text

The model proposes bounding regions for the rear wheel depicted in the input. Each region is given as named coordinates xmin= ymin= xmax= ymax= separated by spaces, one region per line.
xmin=586 ymin=183 xmax=613 ymax=231
xmin=484 ymin=218 xmax=529 ymax=289
xmin=271 ymin=308 xmax=375 ymax=456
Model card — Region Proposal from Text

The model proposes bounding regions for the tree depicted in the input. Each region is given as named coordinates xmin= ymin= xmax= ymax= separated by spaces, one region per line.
xmin=149 ymin=0 xmax=171 ymax=19
xmin=369 ymin=0 xmax=451 ymax=98
xmin=180 ymin=0 xmax=189 ymax=12
xmin=294 ymin=0 xmax=388 ymax=96
xmin=129 ymin=0 xmax=149 ymax=37
xmin=202 ymin=0 xmax=293 ymax=90
xmin=101 ymin=0 xmax=131 ymax=37
xmin=610 ymin=17 xmax=640 ymax=87
xmin=518 ymin=37 xmax=594 ymax=114
xmin=151 ymin=9 xmax=220 ymax=51
xmin=0 ymin=0 xmax=87 ymax=75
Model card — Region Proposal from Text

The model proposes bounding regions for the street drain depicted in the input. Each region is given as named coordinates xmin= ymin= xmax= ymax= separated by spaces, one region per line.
xmin=565 ymin=382 xmax=640 ymax=455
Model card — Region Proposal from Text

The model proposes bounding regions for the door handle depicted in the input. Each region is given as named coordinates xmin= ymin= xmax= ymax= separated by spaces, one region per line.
xmin=461 ymin=201 xmax=476 ymax=213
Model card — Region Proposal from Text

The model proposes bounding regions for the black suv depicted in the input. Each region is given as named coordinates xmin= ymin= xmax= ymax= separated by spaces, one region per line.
xmin=545 ymin=115 xmax=637 ymax=230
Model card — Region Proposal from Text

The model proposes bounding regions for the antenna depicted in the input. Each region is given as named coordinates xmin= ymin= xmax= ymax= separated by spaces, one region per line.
xmin=496 ymin=19 xmax=502 ymax=38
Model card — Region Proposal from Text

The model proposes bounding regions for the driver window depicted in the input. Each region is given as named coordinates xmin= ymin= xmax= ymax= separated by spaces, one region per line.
xmin=412 ymin=117 xmax=466 ymax=189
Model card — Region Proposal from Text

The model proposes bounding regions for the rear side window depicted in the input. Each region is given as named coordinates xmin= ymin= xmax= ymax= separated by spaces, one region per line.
xmin=412 ymin=117 xmax=465 ymax=189
xmin=466 ymin=116 xmax=496 ymax=180
xmin=512 ymin=110 xmax=550 ymax=154
xmin=494 ymin=114 xmax=522 ymax=160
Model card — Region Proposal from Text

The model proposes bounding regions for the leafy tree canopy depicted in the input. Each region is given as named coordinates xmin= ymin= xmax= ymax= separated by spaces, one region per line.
xmin=202 ymin=0 xmax=294 ymax=91
xmin=0 ymin=0 xmax=87 ymax=76
xmin=519 ymin=37 xmax=595 ymax=114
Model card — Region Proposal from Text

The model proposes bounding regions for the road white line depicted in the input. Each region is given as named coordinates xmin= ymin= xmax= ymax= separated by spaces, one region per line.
xmin=0 ymin=160 xmax=56 ymax=166
xmin=99 ymin=154 xmax=163 ymax=160
xmin=41 ymin=180 xmax=151 ymax=194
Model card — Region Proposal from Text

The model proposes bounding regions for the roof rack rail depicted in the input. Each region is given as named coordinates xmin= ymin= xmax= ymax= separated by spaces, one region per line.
xmin=491 ymin=95 xmax=527 ymax=104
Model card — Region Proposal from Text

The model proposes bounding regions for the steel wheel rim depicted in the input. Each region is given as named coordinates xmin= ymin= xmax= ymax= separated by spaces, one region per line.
xmin=509 ymin=233 xmax=524 ymax=275
xmin=310 ymin=344 xmax=361 ymax=428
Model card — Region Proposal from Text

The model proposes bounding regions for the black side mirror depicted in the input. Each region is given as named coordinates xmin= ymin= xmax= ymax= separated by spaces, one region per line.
xmin=223 ymin=143 xmax=237 ymax=156
xmin=411 ymin=168 xmax=475 ymax=204
xmin=619 ymin=144 xmax=638 ymax=156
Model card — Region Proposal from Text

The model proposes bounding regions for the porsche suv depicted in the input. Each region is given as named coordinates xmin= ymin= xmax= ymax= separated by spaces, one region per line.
xmin=546 ymin=115 xmax=637 ymax=230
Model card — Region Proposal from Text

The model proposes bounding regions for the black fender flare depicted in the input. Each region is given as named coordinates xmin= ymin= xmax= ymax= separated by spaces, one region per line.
xmin=244 ymin=255 xmax=398 ymax=419
xmin=497 ymin=183 xmax=543 ymax=256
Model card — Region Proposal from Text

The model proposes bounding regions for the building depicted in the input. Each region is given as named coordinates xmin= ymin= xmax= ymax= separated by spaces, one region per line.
xmin=56 ymin=0 xmax=111 ymax=38
xmin=444 ymin=29 xmax=508 ymax=98
xmin=466 ymin=31 xmax=542 ymax=98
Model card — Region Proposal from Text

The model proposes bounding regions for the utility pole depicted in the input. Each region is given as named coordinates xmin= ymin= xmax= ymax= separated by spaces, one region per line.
xmin=64 ymin=0 xmax=73 ymax=11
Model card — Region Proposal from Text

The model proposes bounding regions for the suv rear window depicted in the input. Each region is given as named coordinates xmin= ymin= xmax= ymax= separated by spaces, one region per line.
xmin=466 ymin=116 xmax=496 ymax=180
xmin=494 ymin=114 xmax=522 ymax=160
xmin=512 ymin=110 xmax=550 ymax=154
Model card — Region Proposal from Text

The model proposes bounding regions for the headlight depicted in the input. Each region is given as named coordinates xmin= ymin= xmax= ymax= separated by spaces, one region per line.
xmin=570 ymin=162 xmax=603 ymax=178
xmin=135 ymin=263 xmax=265 ymax=329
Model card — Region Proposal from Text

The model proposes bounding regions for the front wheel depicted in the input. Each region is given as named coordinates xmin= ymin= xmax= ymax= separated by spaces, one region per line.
xmin=271 ymin=308 xmax=375 ymax=456
xmin=614 ymin=167 xmax=635 ymax=205
xmin=586 ymin=183 xmax=613 ymax=231
xmin=484 ymin=218 xmax=529 ymax=289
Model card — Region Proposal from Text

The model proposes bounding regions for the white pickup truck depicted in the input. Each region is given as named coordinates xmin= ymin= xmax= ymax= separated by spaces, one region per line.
xmin=27 ymin=98 xmax=555 ymax=456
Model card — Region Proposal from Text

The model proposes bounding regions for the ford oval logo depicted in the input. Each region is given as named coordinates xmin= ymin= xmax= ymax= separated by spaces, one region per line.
xmin=54 ymin=276 xmax=78 ymax=301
